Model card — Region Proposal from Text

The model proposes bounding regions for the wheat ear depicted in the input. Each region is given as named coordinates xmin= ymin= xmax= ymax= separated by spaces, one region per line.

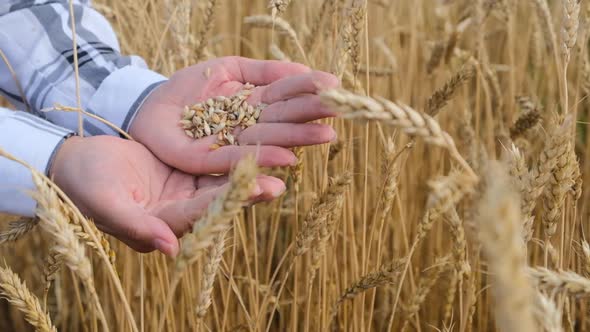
xmin=295 ymin=173 xmax=352 ymax=257
xmin=329 ymin=259 xmax=405 ymax=331
xmin=0 ymin=218 xmax=38 ymax=244
xmin=159 ymin=156 xmax=257 ymax=332
xmin=561 ymin=0 xmax=581 ymax=64
xmin=0 ymin=264 xmax=57 ymax=332
xmin=343 ymin=0 xmax=366 ymax=74
xmin=30 ymin=172 xmax=109 ymax=331
xmin=426 ymin=65 xmax=475 ymax=116
xmin=534 ymin=292 xmax=564 ymax=332
xmin=196 ymin=230 xmax=227 ymax=319
xmin=477 ymin=162 xmax=536 ymax=332
xmin=529 ymin=267 xmax=590 ymax=296
xmin=269 ymin=0 xmax=292 ymax=17
xmin=320 ymin=88 xmax=478 ymax=179
xmin=244 ymin=15 xmax=308 ymax=64
xmin=0 ymin=147 xmax=137 ymax=332
xmin=195 ymin=0 xmax=218 ymax=61
xmin=401 ymin=255 xmax=451 ymax=331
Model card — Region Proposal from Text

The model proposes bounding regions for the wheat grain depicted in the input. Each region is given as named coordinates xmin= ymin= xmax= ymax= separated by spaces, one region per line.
xmin=181 ymin=84 xmax=264 ymax=148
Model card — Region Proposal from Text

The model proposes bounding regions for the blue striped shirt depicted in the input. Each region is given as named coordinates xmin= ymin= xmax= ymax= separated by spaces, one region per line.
xmin=0 ymin=0 xmax=166 ymax=216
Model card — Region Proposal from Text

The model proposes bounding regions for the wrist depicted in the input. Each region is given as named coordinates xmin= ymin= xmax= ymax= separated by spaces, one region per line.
xmin=49 ymin=135 xmax=83 ymax=179
xmin=127 ymin=81 xmax=167 ymax=140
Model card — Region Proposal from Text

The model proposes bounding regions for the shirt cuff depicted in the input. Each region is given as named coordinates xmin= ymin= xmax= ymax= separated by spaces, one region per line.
xmin=0 ymin=112 xmax=73 ymax=217
xmin=86 ymin=66 xmax=167 ymax=135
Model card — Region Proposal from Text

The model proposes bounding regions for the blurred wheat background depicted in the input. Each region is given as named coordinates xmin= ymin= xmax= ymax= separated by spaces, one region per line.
xmin=1 ymin=0 xmax=590 ymax=331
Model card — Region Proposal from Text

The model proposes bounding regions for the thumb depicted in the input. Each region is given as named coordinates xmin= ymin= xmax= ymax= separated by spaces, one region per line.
xmin=140 ymin=215 xmax=180 ymax=257
xmin=105 ymin=202 xmax=180 ymax=257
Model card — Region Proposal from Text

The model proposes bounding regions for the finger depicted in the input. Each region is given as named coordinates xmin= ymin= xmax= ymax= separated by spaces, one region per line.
xmin=154 ymin=177 xmax=279 ymax=236
xmin=197 ymin=175 xmax=285 ymax=200
xmin=258 ymin=94 xmax=337 ymax=123
xmin=196 ymin=174 xmax=230 ymax=188
xmin=237 ymin=123 xmax=336 ymax=147
xmin=152 ymin=185 xmax=230 ymax=236
xmin=229 ymin=56 xmax=311 ymax=85
xmin=254 ymin=175 xmax=286 ymax=201
xmin=251 ymin=71 xmax=340 ymax=105
xmin=182 ymin=143 xmax=297 ymax=174
xmin=104 ymin=202 xmax=180 ymax=257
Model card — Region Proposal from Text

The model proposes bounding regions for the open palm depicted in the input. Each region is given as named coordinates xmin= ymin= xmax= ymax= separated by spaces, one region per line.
xmin=130 ymin=56 xmax=339 ymax=174
xmin=51 ymin=135 xmax=285 ymax=256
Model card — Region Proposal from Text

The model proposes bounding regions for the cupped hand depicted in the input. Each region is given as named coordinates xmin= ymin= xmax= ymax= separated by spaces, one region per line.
xmin=50 ymin=135 xmax=285 ymax=256
xmin=130 ymin=56 xmax=339 ymax=174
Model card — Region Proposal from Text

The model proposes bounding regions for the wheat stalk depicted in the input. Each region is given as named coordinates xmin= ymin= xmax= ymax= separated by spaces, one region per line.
xmin=390 ymin=169 xmax=476 ymax=325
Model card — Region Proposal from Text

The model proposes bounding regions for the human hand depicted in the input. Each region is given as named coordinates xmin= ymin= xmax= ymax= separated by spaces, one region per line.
xmin=129 ymin=56 xmax=339 ymax=174
xmin=50 ymin=135 xmax=286 ymax=256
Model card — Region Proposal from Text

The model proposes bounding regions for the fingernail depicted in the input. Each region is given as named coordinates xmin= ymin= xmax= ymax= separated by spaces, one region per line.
xmin=273 ymin=185 xmax=287 ymax=198
xmin=154 ymin=239 xmax=175 ymax=256
xmin=252 ymin=184 xmax=263 ymax=196
xmin=290 ymin=157 xmax=299 ymax=166
xmin=330 ymin=129 xmax=338 ymax=142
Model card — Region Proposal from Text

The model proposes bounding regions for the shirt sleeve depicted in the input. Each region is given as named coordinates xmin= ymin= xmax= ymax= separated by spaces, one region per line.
xmin=0 ymin=108 xmax=73 ymax=216
xmin=0 ymin=1 xmax=167 ymax=136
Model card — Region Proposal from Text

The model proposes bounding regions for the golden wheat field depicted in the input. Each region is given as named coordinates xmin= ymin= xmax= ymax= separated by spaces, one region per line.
xmin=2 ymin=0 xmax=590 ymax=331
